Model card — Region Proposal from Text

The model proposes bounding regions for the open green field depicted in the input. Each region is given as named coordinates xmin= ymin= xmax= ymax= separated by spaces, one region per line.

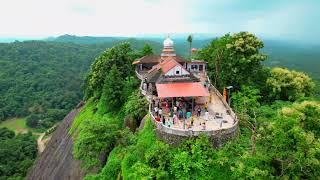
xmin=0 ymin=118 xmax=35 ymax=134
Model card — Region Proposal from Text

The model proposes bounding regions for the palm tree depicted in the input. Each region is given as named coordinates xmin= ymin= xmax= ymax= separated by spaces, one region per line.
xmin=187 ymin=35 xmax=193 ymax=57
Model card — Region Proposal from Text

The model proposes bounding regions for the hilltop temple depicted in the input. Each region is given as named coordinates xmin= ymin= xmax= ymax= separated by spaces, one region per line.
xmin=134 ymin=37 xmax=238 ymax=146
xmin=133 ymin=37 xmax=208 ymax=101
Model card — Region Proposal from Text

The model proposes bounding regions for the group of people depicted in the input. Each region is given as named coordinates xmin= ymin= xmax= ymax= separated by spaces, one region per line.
xmin=152 ymin=98 xmax=210 ymax=130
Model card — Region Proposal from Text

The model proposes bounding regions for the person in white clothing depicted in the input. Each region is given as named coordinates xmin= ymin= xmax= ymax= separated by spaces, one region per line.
xmin=154 ymin=106 xmax=158 ymax=116
xmin=159 ymin=108 xmax=163 ymax=118
xmin=173 ymin=106 xmax=177 ymax=113
xmin=176 ymin=100 xmax=179 ymax=108
xmin=143 ymin=83 xmax=147 ymax=91
xmin=204 ymin=110 xmax=209 ymax=121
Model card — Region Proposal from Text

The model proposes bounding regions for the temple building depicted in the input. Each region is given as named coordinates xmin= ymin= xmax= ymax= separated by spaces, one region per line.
xmin=133 ymin=37 xmax=237 ymax=136
xmin=133 ymin=37 xmax=238 ymax=145
xmin=133 ymin=37 xmax=208 ymax=98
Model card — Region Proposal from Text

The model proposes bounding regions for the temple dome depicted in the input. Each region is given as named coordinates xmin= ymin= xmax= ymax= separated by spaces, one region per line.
xmin=163 ymin=37 xmax=174 ymax=47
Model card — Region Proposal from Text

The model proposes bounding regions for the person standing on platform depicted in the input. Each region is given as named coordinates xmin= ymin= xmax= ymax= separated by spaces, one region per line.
xmin=159 ymin=108 xmax=162 ymax=118
xmin=178 ymin=109 xmax=183 ymax=120
xmin=168 ymin=116 xmax=172 ymax=127
xmin=191 ymin=116 xmax=194 ymax=126
xmin=176 ymin=100 xmax=179 ymax=111
xmin=170 ymin=108 xmax=174 ymax=118
xmin=186 ymin=111 xmax=191 ymax=121
xmin=204 ymin=110 xmax=209 ymax=121
xmin=173 ymin=113 xmax=177 ymax=125
xmin=197 ymin=107 xmax=202 ymax=117
xmin=143 ymin=82 xmax=147 ymax=91
xmin=154 ymin=106 xmax=158 ymax=116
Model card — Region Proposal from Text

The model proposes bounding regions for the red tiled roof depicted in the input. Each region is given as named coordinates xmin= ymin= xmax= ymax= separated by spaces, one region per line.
xmin=148 ymin=59 xmax=187 ymax=74
xmin=156 ymin=82 xmax=209 ymax=97
xmin=161 ymin=59 xmax=180 ymax=73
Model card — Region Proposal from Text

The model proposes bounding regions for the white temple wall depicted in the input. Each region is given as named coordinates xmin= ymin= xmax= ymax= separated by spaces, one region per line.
xmin=165 ymin=65 xmax=189 ymax=76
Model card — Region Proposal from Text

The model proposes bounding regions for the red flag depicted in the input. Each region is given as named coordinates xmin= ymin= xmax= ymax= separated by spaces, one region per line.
xmin=223 ymin=87 xmax=227 ymax=102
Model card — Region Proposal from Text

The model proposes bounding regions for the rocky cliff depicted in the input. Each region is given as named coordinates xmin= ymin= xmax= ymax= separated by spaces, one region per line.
xmin=27 ymin=106 xmax=88 ymax=180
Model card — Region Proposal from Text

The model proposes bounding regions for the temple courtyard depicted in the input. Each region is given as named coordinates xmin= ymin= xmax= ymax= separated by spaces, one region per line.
xmin=151 ymin=87 xmax=236 ymax=132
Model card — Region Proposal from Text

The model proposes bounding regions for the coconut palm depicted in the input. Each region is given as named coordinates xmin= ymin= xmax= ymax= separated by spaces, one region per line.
xmin=187 ymin=35 xmax=193 ymax=57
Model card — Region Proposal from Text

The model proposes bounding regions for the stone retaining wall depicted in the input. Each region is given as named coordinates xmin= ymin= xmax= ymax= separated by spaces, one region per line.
xmin=153 ymin=118 xmax=238 ymax=147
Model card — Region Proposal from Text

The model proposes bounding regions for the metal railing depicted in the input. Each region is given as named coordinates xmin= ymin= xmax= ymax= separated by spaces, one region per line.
xmin=209 ymin=84 xmax=237 ymax=122
xmin=135 ymin=70 xmax=144 ymax=80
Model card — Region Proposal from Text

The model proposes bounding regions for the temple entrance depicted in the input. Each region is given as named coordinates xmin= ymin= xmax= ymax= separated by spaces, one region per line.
xmin=199 ymin=64 xmax=203 ymax=71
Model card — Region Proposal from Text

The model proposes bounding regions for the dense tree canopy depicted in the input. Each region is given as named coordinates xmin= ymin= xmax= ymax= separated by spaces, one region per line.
xmin=0 ymin=128 xmax=37 ymax=180
xmin=85 ymin=42 xmax=136 ymax=98
xmin=0 ymin=41 xmax=106 ymax=123
xmin=72 ymin=42 xmax=148 ymax=170
xmin=267 ymin=67 xmax=315 ymax=101
xmin=198 ymin=32 xmax=267 ymax=91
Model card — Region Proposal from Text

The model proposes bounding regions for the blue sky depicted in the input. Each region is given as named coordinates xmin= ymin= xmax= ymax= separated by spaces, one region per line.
xmin=0 ymin=0 xmax=319 ymax=43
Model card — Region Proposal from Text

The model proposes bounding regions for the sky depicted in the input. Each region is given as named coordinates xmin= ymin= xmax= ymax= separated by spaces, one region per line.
xmin=0 ymin=0 xmax=319 ymax=43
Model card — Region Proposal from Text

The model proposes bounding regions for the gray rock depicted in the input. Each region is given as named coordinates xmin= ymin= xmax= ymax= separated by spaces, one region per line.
xmin=27 ymin=106 xmax=91 ymax=180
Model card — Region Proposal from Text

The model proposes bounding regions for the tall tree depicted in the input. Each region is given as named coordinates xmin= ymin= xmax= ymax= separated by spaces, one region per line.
xmin=101 ymin=65 xmax=124 ymax=112
xmin=86 ymin=42 xmax=134 ymax=98
xmin=141 ymin=44 xmax=154 ymax=56
xmin=232 ymin=86 xmax=261 ymax=155
xmin=187 ymin=35 xmax=193 ymax=57
xmin=199 ymin=32 xmax=267 ymax=91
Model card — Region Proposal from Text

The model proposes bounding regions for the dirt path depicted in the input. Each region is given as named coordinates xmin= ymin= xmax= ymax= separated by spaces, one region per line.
xmin=37 ymin=133 xmax=46 ymax=153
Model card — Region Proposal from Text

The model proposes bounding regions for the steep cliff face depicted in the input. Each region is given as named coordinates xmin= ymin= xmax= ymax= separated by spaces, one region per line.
xmin=27 ymin=106 xmax=88 ymax=180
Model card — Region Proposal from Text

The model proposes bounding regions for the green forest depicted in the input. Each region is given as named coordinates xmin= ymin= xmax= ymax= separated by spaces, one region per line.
xmin=0 ymin=41 xmax=103 ymax=127
xmin=0 ymin=39 xmax=157 ymax=129
xmin=0 ymin=33 xmax=319 ymax=179
xmin=69 ymin=32 xmax=319 ymax=179
xmin=0 ymin=128 xmax=37 ymax=180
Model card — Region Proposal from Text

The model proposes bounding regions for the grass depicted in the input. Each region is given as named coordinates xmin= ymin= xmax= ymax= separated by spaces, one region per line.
xmin=0 ymin=117 xmax=41 ymax=135
xmin=69 ymin=99 xmax=96 ymax=134
xmin=0 ymin=117 xmax=29 ymax=133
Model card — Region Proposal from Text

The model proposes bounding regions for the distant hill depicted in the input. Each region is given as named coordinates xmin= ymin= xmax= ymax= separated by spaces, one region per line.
xmin=5 ymin=34 xmax=318 ymax=81
xmin=48 ymin=34 xmax=212 ymax=56
xmin=2 ymin=34 xmax=318 ymax=96
xmin=47 ymin=34 xmax=126 ymax=44
xmin=47 ymin=34 xmax=320 ymax=79
xmin=262 ymin=40 xmax=320 ymax=82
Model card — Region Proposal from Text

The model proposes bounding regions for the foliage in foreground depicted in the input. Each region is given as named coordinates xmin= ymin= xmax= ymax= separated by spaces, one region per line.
xmin=85 ymin=99 xmax=320 ymax=179
xmin=72 ymin=43 xmax=147 ymax=170
xmin=0 ymin=128 xmax=37 ymax=180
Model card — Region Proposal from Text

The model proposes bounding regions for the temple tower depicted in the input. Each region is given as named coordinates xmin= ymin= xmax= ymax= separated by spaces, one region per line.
xmin=161 ymin=37 xmax=176 ymax=61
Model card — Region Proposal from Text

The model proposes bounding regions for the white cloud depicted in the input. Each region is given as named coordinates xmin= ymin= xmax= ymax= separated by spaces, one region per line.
xmin=242 ymin=2 xmax=315 ymax=40
xmin=0 ymin=0 xmax=193 ymax=37
xmin=0 ymin=0 xmax=319 ymax=43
